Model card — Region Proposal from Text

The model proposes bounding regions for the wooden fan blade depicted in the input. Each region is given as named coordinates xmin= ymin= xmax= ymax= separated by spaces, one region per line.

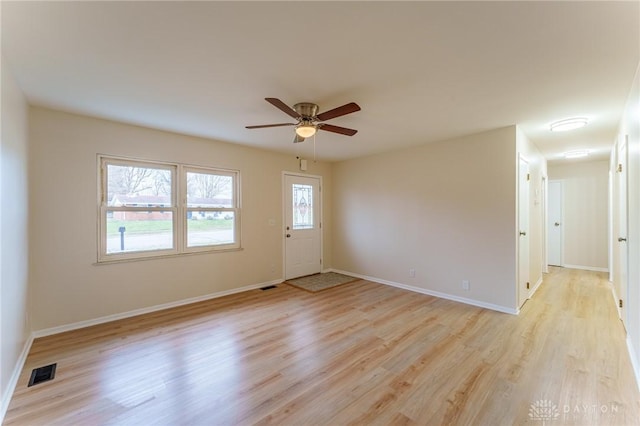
xmin=319 ymin=123 xmax=358 ymax=136
xmin=293 ymin=134 xmax=305 ymax=143
xmin=245 ymin=123 xmax=295 ymax=129
xmin=265 ymin=98 xmax=301 ymax=119
xmin=316 ymin=102 xmax=361 ymax=121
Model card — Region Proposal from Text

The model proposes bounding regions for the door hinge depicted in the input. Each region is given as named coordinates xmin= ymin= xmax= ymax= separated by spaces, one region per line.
xmin=526 ymin=173 xmax=530 ymax=181
xmin=526 ymin=282 xmax=530 ymax=290
xmin=617 ymin=164 xmax=623 ymax=173
xmin=619 ymin=299 xmax=623 ymax=308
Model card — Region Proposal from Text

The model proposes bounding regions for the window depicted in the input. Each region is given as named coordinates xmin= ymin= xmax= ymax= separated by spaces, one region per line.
xmin=99 ymin=157 xmax=240 ymax=262
xmin=185 ymin=168 xmax=237 ymax=249
xmin=292 ymin=183 xmax=314 ymax=230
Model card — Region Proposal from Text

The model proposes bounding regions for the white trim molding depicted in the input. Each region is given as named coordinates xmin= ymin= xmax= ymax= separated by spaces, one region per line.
xmin=529 ymin=276 xmax=544 ymax=298
xmin=563 ymin=264 xmax=609 ymax=273
xmin=329 ymin=269 xmax=518 ymax=315
xmin=608 ymin=280 xmax=623 ymax=320
xmin=1 ymin=334 xmax=34 ymax=423
xmin=33 ymin=279 xmax=283 ymax=338
xmin=627 ymin=337 xmax=640 ymax=393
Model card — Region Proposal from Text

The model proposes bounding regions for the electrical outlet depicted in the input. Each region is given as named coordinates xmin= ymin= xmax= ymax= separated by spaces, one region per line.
xmin=409 ymin=269 xmax=416 ymax=278
xmin=462 ymin=280 xmax=470 ymax=291
xmin=270 ymin=263 xmax=276 ymax=273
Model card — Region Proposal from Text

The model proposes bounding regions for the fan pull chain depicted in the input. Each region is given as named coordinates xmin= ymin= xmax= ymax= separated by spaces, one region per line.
xmin=313 ymin=132 xmax=317 ymax=163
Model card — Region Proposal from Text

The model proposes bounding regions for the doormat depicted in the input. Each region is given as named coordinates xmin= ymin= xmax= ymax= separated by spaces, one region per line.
xmin=286 ymin=272 xmax=360 ymax=293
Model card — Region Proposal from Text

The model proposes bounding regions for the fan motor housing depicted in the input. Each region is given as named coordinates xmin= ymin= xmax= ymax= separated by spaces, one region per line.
xmin=293 ymin=103 xmax=319 ymax=119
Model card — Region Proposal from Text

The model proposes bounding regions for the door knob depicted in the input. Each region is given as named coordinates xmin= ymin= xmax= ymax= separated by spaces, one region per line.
xmin=286 ymin=234 xmax=291 ymax=238
xmin=554 ymin=222 xmax=560 ymax=227
xmin=618 ymin=237 xmax=627 ymax=242
xmin=519 ymin=231 xmax=527 ymax=236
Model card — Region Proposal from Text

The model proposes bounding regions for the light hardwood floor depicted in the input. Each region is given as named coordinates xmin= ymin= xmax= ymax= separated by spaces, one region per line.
xmin=4 ymin=268 xmax=640 ymax=425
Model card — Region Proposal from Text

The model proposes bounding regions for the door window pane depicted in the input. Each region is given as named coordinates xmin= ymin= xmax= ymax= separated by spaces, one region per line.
xmin=292 ymin=184 xmax=313 ymax=229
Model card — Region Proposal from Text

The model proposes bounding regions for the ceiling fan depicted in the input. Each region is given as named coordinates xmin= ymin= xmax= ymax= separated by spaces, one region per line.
xmin=246 ymin=98 xmax=361 ymax=143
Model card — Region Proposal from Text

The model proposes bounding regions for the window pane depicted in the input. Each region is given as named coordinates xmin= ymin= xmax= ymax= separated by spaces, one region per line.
xmin=106 ymin=213 xmax=174 ymax=253
xmin=187 ymin=211 xmax=235 ymax=247
xmin=187 ymin=172 xmax=233 ymax=208
xmin=292 ymin=184 xmax=313 ymax=230
xmin=107 ymin=165 xmax=172 ymax=207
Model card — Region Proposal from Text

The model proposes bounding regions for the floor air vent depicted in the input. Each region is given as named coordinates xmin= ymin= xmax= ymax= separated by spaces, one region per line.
xmin=260 ymin=285 xmax=277 ymax=291
xmin=28 ymin=363 xmax=57 ymax=387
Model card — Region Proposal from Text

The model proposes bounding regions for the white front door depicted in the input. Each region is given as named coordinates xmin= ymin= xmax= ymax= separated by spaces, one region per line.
xmin=284 ymin=174 xmax=322 ymax=279
xmin=518 ymin=156 xmax=530 ymax=307
xmin=548 ymin=180 xmax=563 ymax=267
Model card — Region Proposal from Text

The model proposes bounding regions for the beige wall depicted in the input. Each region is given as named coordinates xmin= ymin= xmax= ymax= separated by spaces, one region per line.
xmin=1 ymin=57 xmax=30 ymax=416
xmin=28 ymin=107 xmax=333 ymax=330
xmin=332 ymin=126 xmax=520 ymax=312
xmin=548 ymin=161 xmax=609 ymax=270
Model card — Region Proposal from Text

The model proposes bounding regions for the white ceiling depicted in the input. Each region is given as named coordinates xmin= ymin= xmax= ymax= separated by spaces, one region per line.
xmin=2 ymin=1 xmax=639 ymax=162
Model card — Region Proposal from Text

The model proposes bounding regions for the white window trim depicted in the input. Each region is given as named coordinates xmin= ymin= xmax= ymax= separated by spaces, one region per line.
xmin=97 ymin=155 xmax=241 ymax=263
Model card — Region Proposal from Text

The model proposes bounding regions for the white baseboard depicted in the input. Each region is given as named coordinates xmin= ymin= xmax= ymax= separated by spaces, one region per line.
xmin=608 ymin=281 xmax=623 ymax=319
xmin=331 ymin=269 xmax=518 ymax=315
xmin=627 ymin=337 xmax=640 ymax=393
xmin=606 ymin=281 xmax=638 ymax=391
xmin=1 ymin=333 xmax=34 ymax=423
xmin=33 ymin=279 xmax=283 ymax=338
xmin=530 ymin=276 xmax=544 ymax=298
xmin=563 ymin=264 xmax=609 ymax=273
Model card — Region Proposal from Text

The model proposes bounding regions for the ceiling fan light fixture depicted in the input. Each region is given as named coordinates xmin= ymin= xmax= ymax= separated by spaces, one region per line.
xmin=550 ymin=117 xmax=588 ymax=132
xmin=295 ymin=124 xmax=317 ymax=138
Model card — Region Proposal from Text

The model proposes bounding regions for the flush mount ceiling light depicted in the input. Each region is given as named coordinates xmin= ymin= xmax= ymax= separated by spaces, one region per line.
xmin=295 ymin=123 xmax=317 ymax=138
xmin=550 ymin=117 xmax=589 ymax=132
xmin=564 ymin=150 xmax=590 ymax=159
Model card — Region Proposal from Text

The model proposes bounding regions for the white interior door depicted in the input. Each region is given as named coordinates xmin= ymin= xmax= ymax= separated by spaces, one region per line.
xmin=518 ymin=156 xmax=530 ymax=307
xmin=284 ymin=174 xmax=322 ymax=279
xmin=616 ymin=136 xmax=628 ymax=321
xmin=548 ymin=181 xmax=563 ymax=267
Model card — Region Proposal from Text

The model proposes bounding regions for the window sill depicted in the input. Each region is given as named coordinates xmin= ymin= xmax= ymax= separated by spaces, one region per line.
xmin=94 ymin=247 xmax=244 ymax=266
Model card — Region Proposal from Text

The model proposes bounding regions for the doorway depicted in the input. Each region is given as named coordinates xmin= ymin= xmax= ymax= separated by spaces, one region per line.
xmin=283 ymin=173 xmax=322 ymax=280
xmin=548 ymin=180 xmax=564 ymax=267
